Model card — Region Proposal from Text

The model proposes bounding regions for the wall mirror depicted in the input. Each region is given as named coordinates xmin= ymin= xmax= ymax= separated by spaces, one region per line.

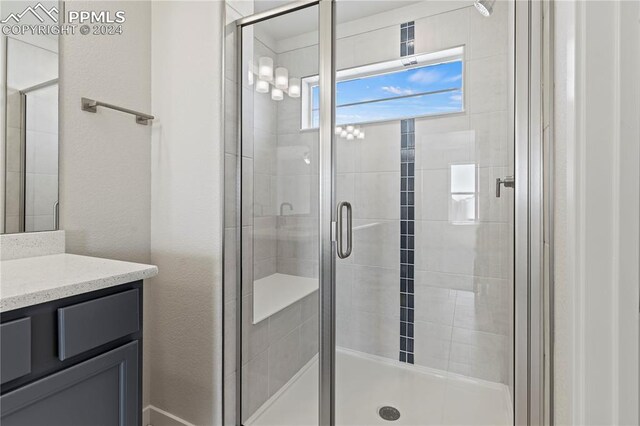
xmin=1 ymin=1 xmax=59 ymax=234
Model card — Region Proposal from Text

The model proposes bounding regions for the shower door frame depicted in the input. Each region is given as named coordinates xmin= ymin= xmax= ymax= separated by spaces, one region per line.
xmin=514 ymin=1 xmax=544 ymax=425
xmin=231 ymin=0 xmax=545 ymax=424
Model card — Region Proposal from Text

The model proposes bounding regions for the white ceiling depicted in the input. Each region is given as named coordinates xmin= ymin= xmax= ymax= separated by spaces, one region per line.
xmin=253 ymin=0 xmax=423 ymax=42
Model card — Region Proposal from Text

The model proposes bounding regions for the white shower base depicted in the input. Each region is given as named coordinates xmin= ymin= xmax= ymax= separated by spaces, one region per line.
xmin=246 ymin=348 xmax=512 ymax=426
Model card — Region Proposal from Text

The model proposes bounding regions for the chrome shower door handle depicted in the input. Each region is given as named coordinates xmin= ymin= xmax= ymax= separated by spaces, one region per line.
xmin=496 ymin=176 xmax=515 ymax=198
xmin=336 ymin=201 xmax=353 ymax=259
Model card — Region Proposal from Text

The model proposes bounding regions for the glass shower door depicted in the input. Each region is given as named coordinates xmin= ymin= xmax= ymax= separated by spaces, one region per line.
xmin=235 ymin=1 xmax=519 ymax=425
xmin=332 ymin=1 xmax=515 ymax=425
xmin=237 ymin=3 xmax=322 ymax=425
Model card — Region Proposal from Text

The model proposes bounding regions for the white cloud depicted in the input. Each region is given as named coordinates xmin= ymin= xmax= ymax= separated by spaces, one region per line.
xmin=443 ymin=74 xmax=462 ymax=83
xmin=381 ymin=86 xmax=413 ymax=95
xmin=449 ymin=94 xmax=462 ymax=102
xmin=408 ymin=69 xmax=442 ymax=85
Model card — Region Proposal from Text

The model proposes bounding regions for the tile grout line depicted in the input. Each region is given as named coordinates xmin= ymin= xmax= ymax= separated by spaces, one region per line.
xmin=447 ymin=290 xmax=458 ymax=372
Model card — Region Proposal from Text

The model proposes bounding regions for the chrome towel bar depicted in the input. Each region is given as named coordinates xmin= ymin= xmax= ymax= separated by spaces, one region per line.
xmin=81 ymin=97 xmax=154 ymax=125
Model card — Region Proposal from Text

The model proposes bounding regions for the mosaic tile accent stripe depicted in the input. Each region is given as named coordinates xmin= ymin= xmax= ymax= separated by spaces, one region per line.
xmin=399 ymin=21 xmax=416 ymax=365
xmin=400 ymin=21 xmax=415 ymax=57
xmin=399 ymin=118 xmax=415 ymax=364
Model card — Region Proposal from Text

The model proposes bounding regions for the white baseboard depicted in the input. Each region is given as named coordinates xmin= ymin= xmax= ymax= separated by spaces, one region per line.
xmin=143 ymin=405 xmax=196 ymax=426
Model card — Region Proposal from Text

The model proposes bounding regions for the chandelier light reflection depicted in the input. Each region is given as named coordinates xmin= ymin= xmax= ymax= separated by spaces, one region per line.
xmin=336 ymin=125 xmax=365 ymax=140
xmin=251 ymin=56 xmax=301 ymax=100
xmin=255 ymin=79 xmax=269 ymax=94
xmin=271 ymin=88 xmax=284 ymax=101
xmin=275 ymin=67 xmax=289 ymax=90
xmin=258 ymin=56 xmax=273 ymax=82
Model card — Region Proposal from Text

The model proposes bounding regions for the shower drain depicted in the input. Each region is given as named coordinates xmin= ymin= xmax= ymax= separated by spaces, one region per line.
xmin=378 ymin=406 xmax=401 ymax=421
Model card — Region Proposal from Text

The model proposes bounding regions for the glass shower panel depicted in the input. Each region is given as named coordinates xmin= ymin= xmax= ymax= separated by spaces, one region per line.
xmin=334 ymin=1 xmax=515 ymax=425
xmin=239 ymin=5 xmax=320 ymax=425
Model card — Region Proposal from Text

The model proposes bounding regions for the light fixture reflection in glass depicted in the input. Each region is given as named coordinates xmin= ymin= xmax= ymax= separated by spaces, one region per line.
xmin=259 ymin=56 xmax=274 ymax=82
xmin=288 ymin=78 xmax=301 ymax=97
xmin=247 ymin=60 xmax=255 ymax=85
xmin=256 ymin=79 xmax=269 ymax=94
xmin=271 ymin=87 xmax=284 ymax=101
xmin=337 ymin=124 xmax=366 ymax=140
xmin=275 ymin=67 xmax=289 ymax=90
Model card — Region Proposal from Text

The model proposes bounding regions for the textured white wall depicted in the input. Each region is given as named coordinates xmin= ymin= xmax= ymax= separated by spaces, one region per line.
xmin=59 ymin=1 xmax=151 ymax=264
xmin=149 ymin=1 xmax=224 ymax=424
xmin=58 ymin=0 xmax=152 ymax=413
xmin=553 ymin=1 xmax=640 ymax=424
xmin=54 ymin=1 xmax=226 ymax=423
xmin=552 ymin=1 xmax=573 ymax=422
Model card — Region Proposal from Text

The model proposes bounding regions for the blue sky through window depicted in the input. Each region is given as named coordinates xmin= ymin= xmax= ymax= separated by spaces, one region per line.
xmin=310 ymin=60 xmax=463 ymax=127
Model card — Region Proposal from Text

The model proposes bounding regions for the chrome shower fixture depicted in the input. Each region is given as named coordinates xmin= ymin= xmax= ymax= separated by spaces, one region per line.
xmin=474 ymin=0 xmax=494 ymax=17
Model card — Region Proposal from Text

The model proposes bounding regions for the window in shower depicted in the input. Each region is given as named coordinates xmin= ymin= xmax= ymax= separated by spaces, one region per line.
xmin=302 ymin=46 xmax=464 ymax=128
xmin=449 ymin=163 xmax=477 ymax=223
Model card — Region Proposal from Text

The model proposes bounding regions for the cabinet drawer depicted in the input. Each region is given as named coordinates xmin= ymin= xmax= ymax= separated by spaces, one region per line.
xmin=0 ymin=318 xmax=31 ymax=385
xmin=58 ymin=289 xmax=139 ymax=360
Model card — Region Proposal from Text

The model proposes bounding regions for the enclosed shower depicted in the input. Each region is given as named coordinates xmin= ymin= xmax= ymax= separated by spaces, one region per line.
xmin=223 ymin=0 xmax=534 ymax=424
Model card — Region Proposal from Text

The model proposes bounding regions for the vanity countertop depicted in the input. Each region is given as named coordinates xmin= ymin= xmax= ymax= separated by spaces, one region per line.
xmin=0 ymin=253 xmax=158 ymax=313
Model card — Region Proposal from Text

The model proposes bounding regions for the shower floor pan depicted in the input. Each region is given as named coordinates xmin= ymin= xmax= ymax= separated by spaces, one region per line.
xmin=246 ymin=348 xmax=512 ymax=426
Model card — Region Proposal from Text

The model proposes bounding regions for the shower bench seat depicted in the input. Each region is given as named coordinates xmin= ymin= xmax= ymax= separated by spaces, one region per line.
xmin=252 ymin=273 xmax=318 ymax=324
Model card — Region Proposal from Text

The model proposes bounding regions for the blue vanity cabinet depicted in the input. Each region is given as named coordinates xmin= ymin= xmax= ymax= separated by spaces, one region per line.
xmin=0 ymin=281 xmax=143 ymax=426
xmin=1 ymin=342 xmax=138 ymax=425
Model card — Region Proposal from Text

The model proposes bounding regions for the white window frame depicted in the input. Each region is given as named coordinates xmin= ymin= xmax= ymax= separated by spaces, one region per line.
xmin=301 ymin=45 xmax=465 ymax=130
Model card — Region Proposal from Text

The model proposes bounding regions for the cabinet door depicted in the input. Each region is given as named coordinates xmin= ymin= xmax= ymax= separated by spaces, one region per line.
xmin=1 ymin=341 xmax=138 ymax=426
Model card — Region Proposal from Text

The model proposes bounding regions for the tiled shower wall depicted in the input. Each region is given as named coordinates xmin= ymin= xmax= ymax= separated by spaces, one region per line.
xmin=241 ymin=31 xmax=320 ymax=423
xmin=24 ymin=85 xmax=59 ymax=232
xmin=344 ymin=2 xmax=513 ymax=383
xmin=413 ymin=1 xmax=513 ymax=386
xmin=5 ymin=89 xmax=24 ymax=233
xmin=275 ymin=2 xmax=513 ymax=384
xmin=275 ymin=39 xmax=320 ymax=280
xmin=251 ymin=38 xmax=279 ymax=282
